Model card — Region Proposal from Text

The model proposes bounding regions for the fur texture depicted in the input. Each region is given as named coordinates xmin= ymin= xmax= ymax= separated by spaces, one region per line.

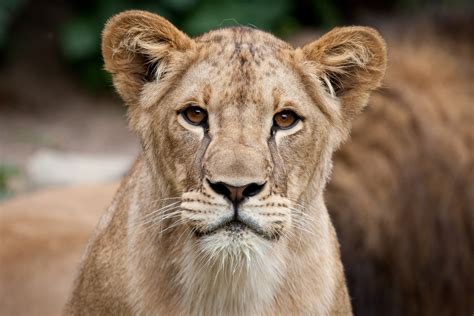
xmin=64 ymin=10 xmax=386 ymax=315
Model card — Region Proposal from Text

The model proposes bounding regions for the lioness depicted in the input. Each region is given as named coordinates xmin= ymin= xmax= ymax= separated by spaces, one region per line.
xmin=65 ymin=10 xmax=386 ymax=315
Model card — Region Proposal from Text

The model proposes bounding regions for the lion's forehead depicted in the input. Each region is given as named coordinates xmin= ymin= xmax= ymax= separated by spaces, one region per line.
xmin=193 ymin=28 xmax=296 ymax=81
xmin=175 ymin=30 xmax=306 ymax=116
xmin=195 ymin=27 xmax=292 ymax=52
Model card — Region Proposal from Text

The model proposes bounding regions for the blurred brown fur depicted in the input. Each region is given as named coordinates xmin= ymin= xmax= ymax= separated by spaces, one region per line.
xmin=326 ymin=18 xmax=474 ymax=315
xmin=0 ymin=184 xmax=118 ymax=316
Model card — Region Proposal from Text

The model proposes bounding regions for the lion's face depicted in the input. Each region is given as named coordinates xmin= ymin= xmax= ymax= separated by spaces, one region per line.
xmin=102 ymin=11 xmax=386 ymax=259
xmin=142 ymin=30 xmax=335 ymax=254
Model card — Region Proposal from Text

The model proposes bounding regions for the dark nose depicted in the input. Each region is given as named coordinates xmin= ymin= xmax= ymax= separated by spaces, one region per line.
xmin=208 ymin=180 xmax=266 ymax=206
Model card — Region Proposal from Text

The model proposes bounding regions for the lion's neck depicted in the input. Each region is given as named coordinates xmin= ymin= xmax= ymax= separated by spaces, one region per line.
xmin=173 ymin=236 xmax=286 ymax=316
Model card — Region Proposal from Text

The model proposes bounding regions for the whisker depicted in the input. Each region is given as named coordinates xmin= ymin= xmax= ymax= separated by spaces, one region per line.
xmin=133 ymin=206 xmax=181 ymax=230
xmin=149 ymin=196 xmax=183 ymax=203
xmin=287 ymin=206 xmax=320 ymax=240
xmin=286 ymin=198 xmax=321 ymax=213
xmin=140 ymin=201 xmax=182 ymax=221
xmin=157 ymin=216 xmax=190 ymax=235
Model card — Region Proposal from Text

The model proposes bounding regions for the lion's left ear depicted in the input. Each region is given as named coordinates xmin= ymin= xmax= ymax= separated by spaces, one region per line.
xmin=301 ymin=26 xmax=387 ymax=120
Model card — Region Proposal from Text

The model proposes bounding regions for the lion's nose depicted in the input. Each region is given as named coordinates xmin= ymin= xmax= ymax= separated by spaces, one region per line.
xmin=208 ymin=180 xmax=266 ymax=206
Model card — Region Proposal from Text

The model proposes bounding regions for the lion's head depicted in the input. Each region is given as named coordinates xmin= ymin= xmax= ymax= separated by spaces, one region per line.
xmin=101 ymin=12 xmax=386 ymax=311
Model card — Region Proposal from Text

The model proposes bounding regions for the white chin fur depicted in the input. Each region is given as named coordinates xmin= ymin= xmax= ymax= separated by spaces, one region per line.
xmin=175 ymin=229 xmax=286 ymax=316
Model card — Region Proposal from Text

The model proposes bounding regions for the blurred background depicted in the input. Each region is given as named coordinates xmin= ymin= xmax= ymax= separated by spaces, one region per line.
xmin=0 ymin=1 xmax=473 ymax=316
xmin=0 ymin=0 xmax=471 ymax=198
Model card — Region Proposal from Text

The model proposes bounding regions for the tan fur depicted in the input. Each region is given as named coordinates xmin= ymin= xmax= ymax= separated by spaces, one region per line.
xmin=63 ymin=10 xmax=386 ymax=315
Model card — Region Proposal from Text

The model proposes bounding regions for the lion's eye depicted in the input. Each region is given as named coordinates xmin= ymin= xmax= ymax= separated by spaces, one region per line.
xmin=181 ymin=105 xmax=208 ymax=126
xmin=273 ymin=110 xmax=300 ymax=130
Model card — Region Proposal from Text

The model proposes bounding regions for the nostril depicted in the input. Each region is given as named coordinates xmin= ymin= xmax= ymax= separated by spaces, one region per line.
xmin=207 ymin=179 xmax=266 ymax=205
xmin=208 ymin=181 xmax=231 ymax=199
xmin=242 ymin=182 xmax=266 ymax=198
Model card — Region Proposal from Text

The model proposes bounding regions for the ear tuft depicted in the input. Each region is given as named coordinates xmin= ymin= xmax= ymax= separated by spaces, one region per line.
xmin=302 ymin=26 xmax=387 ymax=120
xmin=101 ymin=10 xmax=193 ymax=105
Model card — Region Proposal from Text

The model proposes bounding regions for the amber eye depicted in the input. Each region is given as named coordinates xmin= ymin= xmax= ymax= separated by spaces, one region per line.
xmin=273 ymin=110 xmax=300 ymax=130
xmin=181 ymin=105 xmax=208 ymax=126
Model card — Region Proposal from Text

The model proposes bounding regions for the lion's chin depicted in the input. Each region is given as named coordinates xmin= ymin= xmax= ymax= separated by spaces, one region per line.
xmin=194 ymin=219 xmax=280 ymax=241
xmin=195 ymin=223 xmax=272 ymax=261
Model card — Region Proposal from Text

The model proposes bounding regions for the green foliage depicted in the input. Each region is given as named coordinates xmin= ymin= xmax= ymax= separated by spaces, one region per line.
xmin=0 ymin=0 xmax=27 ymax=51
xmin=310 ymin=0 xmax=341 ymax=28
xmin=0 ymin=163 xmax=18 ymax=199
xmin=181 ymin=0 xmax=291 ymax=35
xmin=61 ymin=16 xmax=100 ymax=62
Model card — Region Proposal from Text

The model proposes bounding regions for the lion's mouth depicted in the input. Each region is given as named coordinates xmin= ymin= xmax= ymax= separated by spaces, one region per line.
xmin=194 ymin=218 xmax=279 ymax=241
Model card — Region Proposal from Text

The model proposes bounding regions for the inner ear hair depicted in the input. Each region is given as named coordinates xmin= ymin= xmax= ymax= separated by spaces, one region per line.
xmin=130 ymin=38 xmax=175 ymax=84
xmin=144 ymin=59 xmax=159 ymax=82
xmin=320 ymin=72 xmax=338 ymax=97
xmin=144 ymin=57 xmax=167 ymax=83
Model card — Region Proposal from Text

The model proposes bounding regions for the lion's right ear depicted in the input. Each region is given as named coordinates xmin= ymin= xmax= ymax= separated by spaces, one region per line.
xmin=102 ymin=10 xmax=193 ymax=106
xmin=301 ymin=27 xmax=387 ymax=122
